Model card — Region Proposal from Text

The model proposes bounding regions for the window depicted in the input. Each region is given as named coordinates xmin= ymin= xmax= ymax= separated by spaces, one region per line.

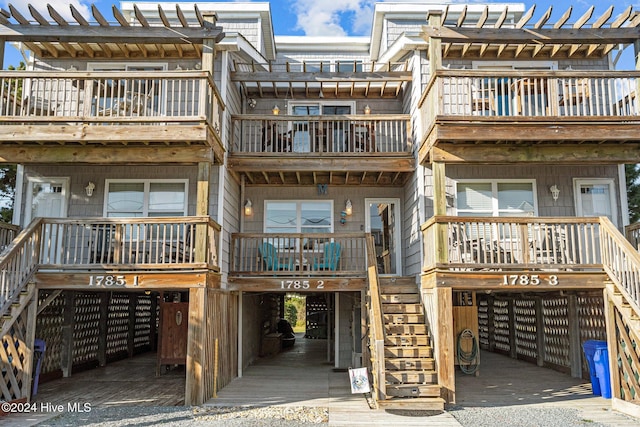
xmin=105 ymin=180 xmax=188 ymax=217
xmin=456 ymin=181 xmax=536 ymax=217
xmin=265 ymin=201 xmax=333 ymax=233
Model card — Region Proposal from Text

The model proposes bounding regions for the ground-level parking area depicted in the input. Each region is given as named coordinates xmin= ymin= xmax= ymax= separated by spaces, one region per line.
xmin=6 ymin=336 xmax=639 ymax=426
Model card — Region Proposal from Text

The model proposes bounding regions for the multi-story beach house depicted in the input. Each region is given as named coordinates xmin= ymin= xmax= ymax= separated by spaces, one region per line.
xmin=1 ymin=1 xmax=639 ymax=415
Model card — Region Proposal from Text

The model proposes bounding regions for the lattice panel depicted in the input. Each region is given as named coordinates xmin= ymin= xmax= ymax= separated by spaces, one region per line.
xmin=514 ymin=299 xmax=537 ymax=359
xmin=492 ymin=299 xmax=510 ymax=353
xmin=106 ymin=293 xmax=131 ymax=357
xmin=543 ymin=297 xmax=570 ymax=367
xmin=36 ymin=290 xmax=65 ymax=375
xmin=1 ymin=303 xmax=31 ymax=401
xmin=578 ymin=295 xmax=606 ymax=342
xmin=72 ymin=292 xmax=101 ymax=365
xmin=133 ymin=295 xmax=152 ymax=351
xmin=612 ymin=307 xmax=640 ymax=401
xmin=477 ymin=298 xmax=489 ymax=349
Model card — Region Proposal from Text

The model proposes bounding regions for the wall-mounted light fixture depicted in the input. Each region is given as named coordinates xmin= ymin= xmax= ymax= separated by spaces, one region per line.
xmin=248 ymin=98 xmax=257 ymax=109
xmin=244 ymin=199 xmax=253 ymax=216
xmin=345 ymin=199 xmax=353 ymax=216
xmin=550 ymin=185 xmax=560 ymax=201
xmin=85 ymin=182 xmax=95 ymax=197
xmin=272 ymin=105 xmax=280 ymax=115
xmin=364 ymin=105 xmax=371 ymax=115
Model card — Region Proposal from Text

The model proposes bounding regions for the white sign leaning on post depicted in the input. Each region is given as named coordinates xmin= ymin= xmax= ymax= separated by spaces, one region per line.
xmin=349 ymin=367 xmax=371 ymax=394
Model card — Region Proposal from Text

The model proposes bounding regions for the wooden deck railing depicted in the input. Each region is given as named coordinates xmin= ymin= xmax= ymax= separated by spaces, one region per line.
xmin=625 ymin=221 xmax=640 ymax=251
xmin=0 ymin=222 xmax=20 ymax=253
xmin=421 ymin=216 xmax=602 ymax=272
xmin=365 ymin=234 xmax=386 ymax=404
xmin=231 ymin=115 xmax=411 ymax=154
xmin=230 ymin=232 xmax=367 ymax=276
xmin=420 ymin=70 xmax=640 ymax=132
xmin=0 ymin=218 xmax=41 ymax=315
xmin=37 ymin=217 xmax=220 ymax=270
xmin=0 ymin=71 xmax=224 ymax=133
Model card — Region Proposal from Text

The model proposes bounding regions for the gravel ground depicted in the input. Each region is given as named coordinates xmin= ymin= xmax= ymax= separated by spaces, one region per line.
xmin=448 ymin=405 xmax=608 ymax=427
xmin=35 ymin=406 xmax=329 ymax=427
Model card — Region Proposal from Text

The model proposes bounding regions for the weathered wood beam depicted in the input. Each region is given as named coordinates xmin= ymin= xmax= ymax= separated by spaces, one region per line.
xmin=227 ymin=277 xmax=366 ymax=292
xmin=429 ymin=143 xmax=640 ymax=164
xmin=0 ymin=25 xmax=224 ymax=44
xmin=0 ymin=145 xmax=213 ymax=164
xmin=434 ymin=271 xmax=608 ymax=290
xmin=228 ymin=156 xmax=414 ymax=172
xmin=231 ymin=71 xmax=411 ymax=83
xmin=421 ymin=26 xmax=640 ymax=45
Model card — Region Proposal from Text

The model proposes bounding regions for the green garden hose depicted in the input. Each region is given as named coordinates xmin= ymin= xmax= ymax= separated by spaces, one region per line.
xmin=457 ymin=328 xmax=479 ymax=375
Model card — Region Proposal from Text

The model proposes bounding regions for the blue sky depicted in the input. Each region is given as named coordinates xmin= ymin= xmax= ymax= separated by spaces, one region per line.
xmin=2 ymin=1 xmax=638 ymax=68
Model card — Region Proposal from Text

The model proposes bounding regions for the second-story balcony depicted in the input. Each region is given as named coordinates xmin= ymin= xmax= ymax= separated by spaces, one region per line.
xmin=229 ymin=114 xmax=414 ymax=185
xmin=419 ymin=70 xmax=640 ymax=165
xmin=0 ymin=71 xmax=225 ymax=165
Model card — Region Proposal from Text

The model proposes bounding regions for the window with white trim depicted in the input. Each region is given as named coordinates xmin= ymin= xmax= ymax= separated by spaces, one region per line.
xmin=105 ymin=180 xmax=188 ymax=217
xmin=456 ymin=180 xmax=537 ymax=217
xmin=265 ymin=201 xmax=333 ymax=233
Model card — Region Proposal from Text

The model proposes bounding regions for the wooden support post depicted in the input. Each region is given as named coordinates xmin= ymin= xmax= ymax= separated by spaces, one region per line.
xmin=427 ymin=11 xmax=443 ymax=73
xmin=22 ymin=291 xmax=38 ymax=401
xmin=97 ymin=292 xmax=109 ymax=367
xmin=567 ymin=293 xmax=582 ymax=378
xmin=60 ymin=291 xmax=76 ymax=378
xmin=150 ymin=292 xmax=158 ymax=352
xmin=436 ymin=287 xmax=455 ymax=403
xmin=196 ymin=162 xmax=210 ymax=264
xmin=185 ymin=287 xmax=207 ymax=405
xmin=432 ymin=161 xmax=448 ymax=266
xmin=603 ymin=288 xmax=622 ymax=400
xmin=128 ymin=293 xmax=137 ymax=358
xmin=0 ymin=40 xmax=5 ymax=70
xmin=507 ymin=297 xmax=517 ymax=359
xmin=535 ymin=296 xmax=545 ymax=367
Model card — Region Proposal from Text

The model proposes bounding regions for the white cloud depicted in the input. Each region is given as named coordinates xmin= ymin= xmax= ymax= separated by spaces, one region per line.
xmin=292 ymin=0 xmax=373 ymax=36
xmin=2 ymin=0 xmax=91 ymax=23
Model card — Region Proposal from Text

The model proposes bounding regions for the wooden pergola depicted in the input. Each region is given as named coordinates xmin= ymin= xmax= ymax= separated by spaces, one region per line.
xmin=423 ymin=4 xmax=640 ymax=60
xmin=0 ymin=3 xmax=224 ymax=63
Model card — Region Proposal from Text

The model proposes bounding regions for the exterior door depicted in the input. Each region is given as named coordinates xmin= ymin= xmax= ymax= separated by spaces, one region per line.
xmin=25 ymin=177 xmax=69 ymax=263
xmin=25 ymin=177 xmax=69 ymax=224
xmin=365 ymin=198 xmax=401 ymax=275
xmin=574 ymin=179 xmax=617 ymax=226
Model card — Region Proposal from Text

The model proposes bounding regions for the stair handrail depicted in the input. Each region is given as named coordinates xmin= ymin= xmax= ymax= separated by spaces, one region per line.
xmin=599 ymin=216 xmax=640 ymax=317
xmin=0 ymin=218 xmax=42 ymax=316
xmin=365 ymin=234 xmax=386 ymax=402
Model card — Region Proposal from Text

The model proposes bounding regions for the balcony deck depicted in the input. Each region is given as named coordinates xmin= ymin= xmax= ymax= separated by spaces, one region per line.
xmin=420 ymin=216 xmax=610 ymax=291
xmin=419 ymin=70 xmax=640 ymax=164
xmin=0 ymin=217 xmax=222 ymax=295
xmin=228 ymin=232 xmax=368 ymax=292
xmin=0 ymin=71 xmax=225 ymax=164
xmin=229 ymin=114 xmax=414 ymax=185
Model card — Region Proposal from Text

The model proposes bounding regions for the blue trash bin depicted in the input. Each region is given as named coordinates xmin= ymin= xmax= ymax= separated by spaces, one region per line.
xmin=32 ymin=338 xmax=46 ymax=397
xmin=582 ymin=340 xmax=610 ymax=398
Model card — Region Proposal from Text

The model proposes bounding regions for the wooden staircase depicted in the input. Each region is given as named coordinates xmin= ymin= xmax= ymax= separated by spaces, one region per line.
xmin=377 ymin=277 xmax=444 ymax=410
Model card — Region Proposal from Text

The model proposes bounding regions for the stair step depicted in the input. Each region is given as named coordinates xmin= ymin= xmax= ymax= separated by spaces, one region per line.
xmin=385 ymin=324 xmax=428 ymax=335
xmin=377 ymin=397 xmax=445 ymax=411
xmin=381 ymin=294 xmax=420 ymax=304
xmin=383 ymin=303 xmax=422 ymax=314
xmin=385 ymin=335 xmax=429 ymax=346
xmin=380 ymin=284 xmax=418 ymax=294
xmin=386 ymin=384 xmax=441 ymax=398
xmin=383 ymin=313 xmax=424 ymax=324
xmin=385 ymin=346 xmax=432 ymax=358
xmin=386 ymin=358 xmax=435 ymax=371
xmin=386 ymin=370 xmax=438 ymax=384
xmin=379 ymin=276 xmax=417 ymax=286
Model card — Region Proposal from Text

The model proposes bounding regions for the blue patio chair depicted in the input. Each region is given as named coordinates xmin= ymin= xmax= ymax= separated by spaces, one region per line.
xmin=259 ymin=242 xmax=294 ymax=271
xmin=313 ymin=242 xmax=341 ymax=271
